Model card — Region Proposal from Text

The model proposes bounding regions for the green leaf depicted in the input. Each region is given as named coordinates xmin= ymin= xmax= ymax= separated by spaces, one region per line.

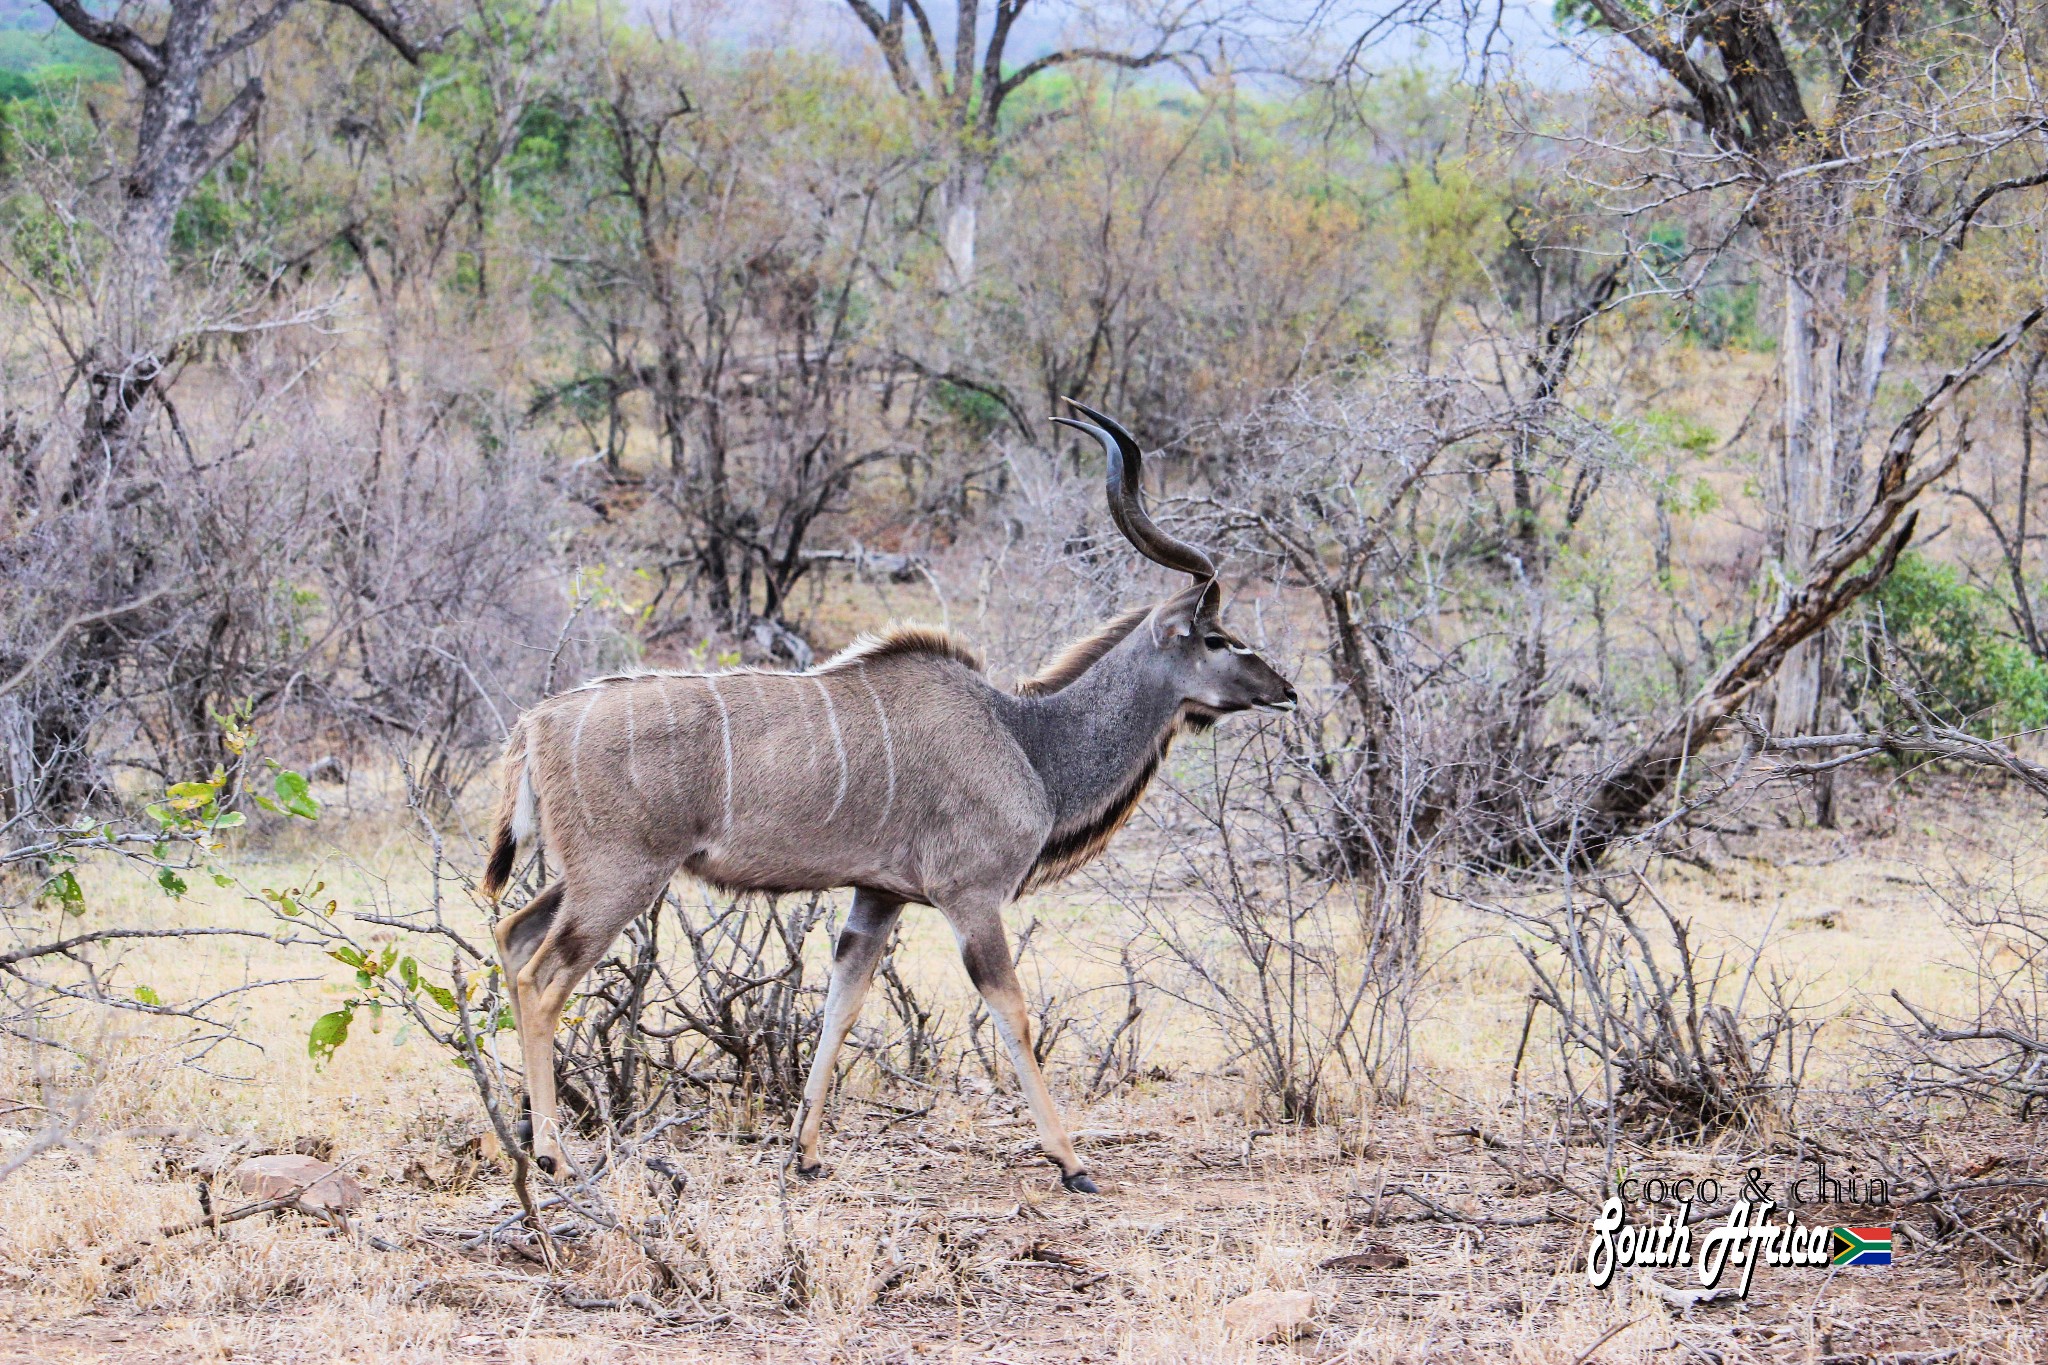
xmin=308 ymin=1009 xmax=353 ymax=1065
xmin=133 ymin=985 xmax=161 ymax=1006
xmin=157 ymin=866 xmax=188 ymax=899
xmin=38 ymin=870 xmax=84 ymax=915
xmin=421 ymin=981 xmax=458 ymax=1013
xmin=273 ymin=770 xmax=320 ymax=820
xmin=398 ymin=956 xmax=420 ymax=991
xmin=209 ymin=870 xmax=234 ymax=889
xmin=211 ymin=811 xmax=246 ymax=829
xmin=329 ymin=946 xmax=366 ymax=969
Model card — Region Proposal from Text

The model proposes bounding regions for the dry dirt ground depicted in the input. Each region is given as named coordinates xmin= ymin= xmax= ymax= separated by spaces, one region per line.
xmin=0 ymin=770 xmax=2043 ymax=1362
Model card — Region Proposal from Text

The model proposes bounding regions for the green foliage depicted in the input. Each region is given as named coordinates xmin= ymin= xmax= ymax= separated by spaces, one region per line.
xmin=307 ymin=1007 xmax=353 ymax=1065
xmin=259 ymin=878 xmax=329 ymax=918
xmin=1643 ymin=223 xmax=1684 ymax=272
xmin=253 ymin=768 xmax=320 ymax=820
xmin=1687 ymin=281 xmax=1772 ymax=352
xmin=1634 ymin=409 xmax=1717 ymax=459
xmin=306 ymin=932 xmax=507 ymax=1069
xmin=1862 ymin=553 xmax=2048 ymax=735
xmin=1393 ymin=160 xmax=1506 ymax=299
xmin=931 ymin=379 xmax=1007 ymax=436
xmin=37 ymin=866 xmax=83 ymax=915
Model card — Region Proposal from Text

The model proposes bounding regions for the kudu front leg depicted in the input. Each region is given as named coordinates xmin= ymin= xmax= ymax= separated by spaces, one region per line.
xmin=946 ymin=901 xmax=1095 ymax=1194
xmin=793 ymin=889 xmax=904 ymax=1177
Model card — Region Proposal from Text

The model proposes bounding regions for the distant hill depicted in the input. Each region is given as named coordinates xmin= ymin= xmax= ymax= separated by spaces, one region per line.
xmin=0 ymin=1 xmax=119 ymax=80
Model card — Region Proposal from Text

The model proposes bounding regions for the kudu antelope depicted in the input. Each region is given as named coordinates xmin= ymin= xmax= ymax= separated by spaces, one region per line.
xmin=480 ymin=401 xmax=1295 ymax=1191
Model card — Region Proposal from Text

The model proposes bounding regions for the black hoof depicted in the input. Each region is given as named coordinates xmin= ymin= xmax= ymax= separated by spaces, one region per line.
xmin=1061 ymin=1169 xmax=1100 ymax=1195
xmin=794 ymin=1159 xmax=829 ymax=1181
xmin=514 ymin=1117 xmax=533 ymax=1147
xmin=535 ymin=1154 xmax=556 ymax=1176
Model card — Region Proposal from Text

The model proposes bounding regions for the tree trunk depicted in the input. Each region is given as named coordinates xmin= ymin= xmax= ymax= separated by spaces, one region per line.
xmin=1771 ymin=262 xmax=1834 ymax=739
xmin=940 ymin=156 xmax=986 ymax=289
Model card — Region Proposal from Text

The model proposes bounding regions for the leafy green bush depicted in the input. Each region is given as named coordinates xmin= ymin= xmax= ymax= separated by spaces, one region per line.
xmin=931 ymin=379 xmax=1008 ymax=436
xmin=1859 ymin=552 xmax=2048 ymax=735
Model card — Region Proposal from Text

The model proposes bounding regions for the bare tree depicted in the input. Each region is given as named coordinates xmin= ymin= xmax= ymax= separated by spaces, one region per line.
xmin=542 ymin=44 xmax=931 ymax=660
xmin=42 ymin=0 xmax=427 ymax=418
xmin=839 ymin=0 xmax=1208 ymax=285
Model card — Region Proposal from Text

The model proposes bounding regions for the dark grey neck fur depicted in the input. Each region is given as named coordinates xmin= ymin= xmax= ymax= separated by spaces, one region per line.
xmin=991 ymin=624 xmax=1182 ymax=835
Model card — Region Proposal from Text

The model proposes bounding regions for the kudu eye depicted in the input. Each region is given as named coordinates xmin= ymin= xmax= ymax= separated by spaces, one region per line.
xmin=1203 ymin=634 xmax=1228 ymax=651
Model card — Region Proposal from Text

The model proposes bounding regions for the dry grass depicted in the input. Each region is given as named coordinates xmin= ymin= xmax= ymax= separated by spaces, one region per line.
xmin=0 ymin=768 xmax=2043 ymax=1362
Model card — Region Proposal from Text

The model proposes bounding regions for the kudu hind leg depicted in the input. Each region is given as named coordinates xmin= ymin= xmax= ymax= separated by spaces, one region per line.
xmin=794 ymin=889 xmax=905 ymax=1176
xmin=500 ymin=870 xmax=670 ymax=1174
xmin=493 ymin=884 xmax=565 ymax=1155
xmin=946 ymin=901 xmax=1094 ymax=1193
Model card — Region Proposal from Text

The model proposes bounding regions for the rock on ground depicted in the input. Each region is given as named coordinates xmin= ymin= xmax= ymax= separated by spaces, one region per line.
xmin=1222 ymin=1288 xmax=1317 ymax=1342
xmin=230 ymin=1155 xmax=365 ymax=1213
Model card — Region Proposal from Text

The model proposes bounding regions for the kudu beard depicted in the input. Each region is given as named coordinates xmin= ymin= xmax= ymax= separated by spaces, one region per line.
xmin=1584 ymin=1164 xmax=1893 ymax=1296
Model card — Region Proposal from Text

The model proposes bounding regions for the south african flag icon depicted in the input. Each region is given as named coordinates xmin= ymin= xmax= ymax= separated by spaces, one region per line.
xmin=1830 ymin=1227 xmax=1894 ymax=1267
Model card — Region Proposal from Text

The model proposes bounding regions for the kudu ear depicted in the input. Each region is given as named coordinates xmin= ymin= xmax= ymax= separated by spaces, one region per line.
xmin=1149 ymin=579 xmax=1219 ymax=643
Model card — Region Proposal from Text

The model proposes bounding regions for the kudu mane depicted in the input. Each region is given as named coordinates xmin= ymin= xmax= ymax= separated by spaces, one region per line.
xmin=830 ymin=611 xmax=1154 ymax=701
xmin=1012 ymin=607 xmax=1150 ymax=696
xmin=568 ymin=612 xmax=1143 ymax=699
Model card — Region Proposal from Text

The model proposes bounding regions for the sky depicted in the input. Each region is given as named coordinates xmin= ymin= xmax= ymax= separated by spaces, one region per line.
xmin=0 ymin=0 xmax=1592 ymax=89
xmin=634 ymin=0 xmax=1590 ymax=90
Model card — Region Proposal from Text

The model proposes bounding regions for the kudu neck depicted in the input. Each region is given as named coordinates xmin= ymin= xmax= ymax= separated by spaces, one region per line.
xmin=999 ymin=626 xmax=1184 ymax=830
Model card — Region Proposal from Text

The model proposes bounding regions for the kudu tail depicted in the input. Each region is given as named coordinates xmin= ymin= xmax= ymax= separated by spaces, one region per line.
xmin=481 ymin=720 xmax=535 ymax=901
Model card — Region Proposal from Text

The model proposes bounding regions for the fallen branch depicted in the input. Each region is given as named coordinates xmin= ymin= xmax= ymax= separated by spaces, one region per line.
xmin=1544 ymin=301 xmax=2045 ymax=862
xmin=555 ymin=1283 xmax=730 ymax=1326
xmin=1350 ymin=1184 xmax=1561 ymax=1227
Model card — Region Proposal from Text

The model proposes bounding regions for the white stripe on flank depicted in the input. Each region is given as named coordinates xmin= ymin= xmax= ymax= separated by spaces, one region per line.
xmin=809 ymin=675 xmax=850 ymax=822
xmin=792 ymin=669 xmax=821 ymax=776
xmin=704 ymin=674 xmax=735 ymax=838
xmin=855 ymin=663 xmax=895 ymax=828
xmin=621 ymin=681 xmax=639 ymax=795
xmin=659 ymin=675 xmax=684 ymax=769
xmin=569 ymin=690 xmax=603 ymax=831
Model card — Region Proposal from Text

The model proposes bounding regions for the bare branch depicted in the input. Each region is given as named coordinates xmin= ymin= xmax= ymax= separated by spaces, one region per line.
xmin=0 ymin=587 xmax=173 ymax=700
xmin=324 ymin=0 xmax=430 ymax=65
xmin=38 ymin=0 xmax=164 ymax=82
